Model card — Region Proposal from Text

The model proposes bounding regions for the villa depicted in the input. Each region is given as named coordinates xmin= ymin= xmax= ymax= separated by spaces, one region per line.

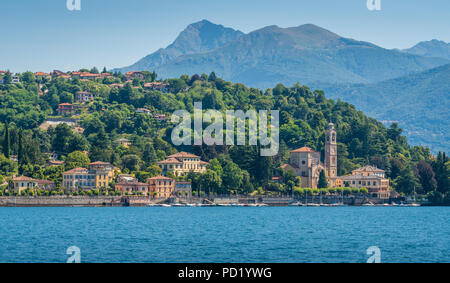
xmin=75 ymin=91 xmax=94 ymax=102
xmin=157 ymin=152 xmax=208 ymax=177
xmin=62 ymin=161 xmax=117 ymax=190
xmin=9 ymin=176 xmax=55 ymax=194
xmin=57 ymin=103 xmax=74 ymax=115
xmin=144 ymin=82 xmax=169 ymax=92
xmin=126 ymin=71 xmax=145 ymax=80
xmin=338 ymin=166 xmax=390 ymax=199
xmin=136 ymin=108 xmax=151 ymax=115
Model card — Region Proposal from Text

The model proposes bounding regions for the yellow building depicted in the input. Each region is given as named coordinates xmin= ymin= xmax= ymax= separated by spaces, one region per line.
xmin=157 ymin=152 xmax=208 ymax=176
xmin=115 ymin=138 xmax=131 ymax=148
xmin=147 ymin=175 xmax=175 ymax=199
xmin=62 ymin=161 xmax=117 ymax=190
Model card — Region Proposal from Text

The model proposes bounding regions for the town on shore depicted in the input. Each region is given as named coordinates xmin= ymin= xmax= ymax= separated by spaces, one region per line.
xmin=0 ymin=70 xmax=448 ymax=207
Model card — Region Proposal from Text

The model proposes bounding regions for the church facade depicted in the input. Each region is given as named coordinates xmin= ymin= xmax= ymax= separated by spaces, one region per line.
xmin=281 ymin=123 xmax=390 ymax=198
xmin=282 ymin=123 xmax=338 ymax=188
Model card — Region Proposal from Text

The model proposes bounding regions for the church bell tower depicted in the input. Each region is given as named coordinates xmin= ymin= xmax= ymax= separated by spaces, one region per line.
xmin=325 ymin=122 xmax=337 ymax=178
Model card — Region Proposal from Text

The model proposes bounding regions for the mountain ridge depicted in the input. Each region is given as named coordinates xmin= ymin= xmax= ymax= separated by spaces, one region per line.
xmin=116 ymin=19 xmax=244 ymax=73
xmin=402 ymin=39 xmax=450 ymax=60
xmin=311 ymin=64 xmax=450 ymax=153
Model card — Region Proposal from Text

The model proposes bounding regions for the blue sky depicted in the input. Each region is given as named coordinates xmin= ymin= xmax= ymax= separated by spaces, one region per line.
xmin=1 ymin=0 xmax=449 ymax=72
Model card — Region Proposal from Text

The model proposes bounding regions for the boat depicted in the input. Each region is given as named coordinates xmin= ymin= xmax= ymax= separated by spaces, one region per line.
xmin=171 ymin=203 xmax=185 ymax=207
xmin=399 ymin=203 xmax=421 ymax=207
xmin=362 ymin=202 xmax=375 ymax=206
xmin=306 ymin=203 xmax=320 ymax=207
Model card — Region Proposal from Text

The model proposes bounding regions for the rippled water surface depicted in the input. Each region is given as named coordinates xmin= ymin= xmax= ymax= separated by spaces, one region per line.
xmin=0 ymin=207 xmax=448 ymax=263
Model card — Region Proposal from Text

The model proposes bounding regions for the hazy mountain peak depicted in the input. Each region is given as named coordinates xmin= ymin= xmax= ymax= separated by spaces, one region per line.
xmin=403 ymin=39 xmax=450 ymax=60
xmin=115 ymin=20 xmax=243 ymax=73
xmin=169 ymin=19 xmax=244 ymax=53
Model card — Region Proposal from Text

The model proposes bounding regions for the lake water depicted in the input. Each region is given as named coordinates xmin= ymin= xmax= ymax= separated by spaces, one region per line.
xmin=0 ymin=207 xmax=448 ymax=263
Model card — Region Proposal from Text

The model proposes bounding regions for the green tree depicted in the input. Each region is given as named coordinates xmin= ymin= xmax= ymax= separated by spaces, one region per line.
xmin=414 ymin=160 xmax=437 ymax=194
xmin=394 ymin=165 xmax=419 ymax=195
xmin=222 ymin=162 xmax=243 ymax=191
xmin=65 ymin=151 xmax=90 ymax=170
xmin=199 ymin=169 xmax=222 ymax=195
xmin=318 ymin=170 xmax=328 ymax=188
xmin=2 ymin=72 xmax=12 ymax=84
xmin=2 ymin=123 xmax=10 ymax=158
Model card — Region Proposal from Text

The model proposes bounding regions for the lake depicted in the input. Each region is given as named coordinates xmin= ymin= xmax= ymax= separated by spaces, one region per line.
xmin=0 ymin=207 xmax=448 ymax=263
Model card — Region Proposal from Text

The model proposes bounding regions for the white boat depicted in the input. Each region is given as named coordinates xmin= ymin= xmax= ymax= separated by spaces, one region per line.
xmin=307 ymin=203 xmax=320 ymax=207
xmin=400 ymin=203 xmax=421 ymax=207
xmin=329 ymin=203 xmax=345 ymax=207
xmin=362 ymin=202 xmax=375 ymax=206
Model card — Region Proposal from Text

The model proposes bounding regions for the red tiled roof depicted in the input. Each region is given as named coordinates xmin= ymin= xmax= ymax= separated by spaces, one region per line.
xmin=291 ymin=146 xmax=317 ymax=153
xmin=157 ymin=158 xmax=183 ymax=164
xmin=12 ymin=176 xmax=36 ymax=181
xmin=281 ymin=163 xmax=298 ymax=169
xmin=35 ymin=72 xmax=50 ymax=76
xmin=168 ymin=152 xmax=200 ymax=159
xmin=147 ymin=175 xmax=174 ymax=181
xmin=63 ymin=167 xmax=89 ymax=174
xmin=89 ymin=161 xmax=111 ymax=165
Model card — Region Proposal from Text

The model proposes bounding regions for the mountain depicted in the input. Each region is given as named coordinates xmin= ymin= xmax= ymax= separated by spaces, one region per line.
xmin=403 ymin=39 xmax=450 ymax=60
xmin=311 ymin=64 xmax=450 ymax=153
xmin=116 ymin=20 xmax=244 ymax=73
xmin=118 ymin=22 xmax=448 ymax=88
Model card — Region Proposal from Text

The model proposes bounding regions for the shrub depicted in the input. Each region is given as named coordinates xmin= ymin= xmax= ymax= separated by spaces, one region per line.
xmin=343 ymin=187 xmax=352 ymax=195
xmin=359 ymin=187 xmax=369 ymax=194
xmin=293 ymin=187 xmax=304 ymax=196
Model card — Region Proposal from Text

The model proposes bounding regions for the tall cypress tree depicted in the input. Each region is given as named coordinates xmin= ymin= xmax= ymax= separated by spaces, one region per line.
xmin=318 ymin=170 xmax=328 ymax=188
xmin=3 ymin=123 xmax=10 ymax=158
xmin=18 ymin=129 xmax=25 ymax=165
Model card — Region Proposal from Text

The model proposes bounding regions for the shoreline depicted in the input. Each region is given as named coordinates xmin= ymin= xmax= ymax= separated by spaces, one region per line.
xmin=0 ymin=196 xmax=431 ymax=207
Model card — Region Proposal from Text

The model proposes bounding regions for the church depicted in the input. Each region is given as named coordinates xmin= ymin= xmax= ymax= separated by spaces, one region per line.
xmin=281 ymin=122 xmax=338 ymax=188
xmin=281 ymin=122 xmax=390 ymax=199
